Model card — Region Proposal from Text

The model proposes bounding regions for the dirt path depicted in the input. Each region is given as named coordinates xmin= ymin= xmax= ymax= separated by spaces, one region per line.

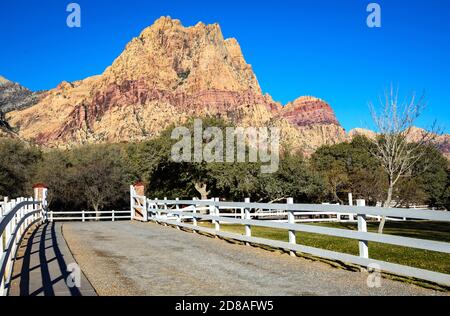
xmin=62 ymin=221 xmax=444 ymax=296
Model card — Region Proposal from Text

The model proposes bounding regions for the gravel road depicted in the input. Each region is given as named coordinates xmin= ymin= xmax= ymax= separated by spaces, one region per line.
xmin=62 ymin=221 xmax=445 ymax=296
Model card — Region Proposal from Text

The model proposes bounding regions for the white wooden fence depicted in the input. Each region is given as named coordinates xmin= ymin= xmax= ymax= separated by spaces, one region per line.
xmin=134 ymin=193 xmax=450 ymax=287
xmin=0 ymin=187 xmax=132 ymax=296
xmin=47 ymin=210 xmax=131 ymax=222
xmin=0 ymin=197 xmax=46 ymax=296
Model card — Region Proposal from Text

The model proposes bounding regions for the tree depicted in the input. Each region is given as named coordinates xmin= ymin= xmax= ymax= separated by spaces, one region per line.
xmin=207 ymin=161 xmax=261 ymax=201
xmin=410 ymin=145 xmax=449 ymax=209
xmin=345 ymin=136 xmax=387 ymax=205
xmin=143 ymin=116 xmax=324 ymax=203
xmin=71 ymin=145 xmax=129 ymax=219
xmin=257 ymin=153 xmax=323 ymax=203
xmin=33 ymin=149 xmax=78 ymax=210
xmin=443 ymin=177 xmax=450 ymax=211
xmin=311 ymin=136 xmax=390 ymax=206
xmin=145 ymin=117 xmax=226 ymax=199
xmin=0 ymin=139 xmax=41 ymax=198
xmin=35 ymin=144 xmax=130 ymax=217
xmin=369 ymin=87 xmax=441 ymax=233
xmin=311 ymin=143 xmax=351 ymax=204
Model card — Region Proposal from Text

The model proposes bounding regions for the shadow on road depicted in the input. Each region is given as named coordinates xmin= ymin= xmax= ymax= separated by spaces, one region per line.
xmin=10 ymin=222 xmax=83 ymax=296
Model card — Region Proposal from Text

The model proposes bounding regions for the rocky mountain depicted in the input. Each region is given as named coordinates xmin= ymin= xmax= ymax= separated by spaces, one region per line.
xmin=2 ymin=17 xmax=348 ymax=153
xmin=0 ymin=76 xmax=42 ymax=138
xmin=0 ymin=76 xmax=40 ymax=114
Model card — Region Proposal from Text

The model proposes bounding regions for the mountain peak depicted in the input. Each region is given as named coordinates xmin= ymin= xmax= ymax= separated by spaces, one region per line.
xmin=139 ymin=17 xmax=221 ymax=42
xmin=288 ymin=96 xmax=325 ymax=106
xmin=139 ymin=16 xmax=183 ymax=35
xmin=104 ymin=17 xmax=261 ymax=94
xmin=153 ymin=15 xmax=182 ymax=26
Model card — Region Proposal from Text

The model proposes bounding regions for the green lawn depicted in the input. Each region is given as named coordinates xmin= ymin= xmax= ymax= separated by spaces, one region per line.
xmin=198 ymin=220 xmax=450 ymax=275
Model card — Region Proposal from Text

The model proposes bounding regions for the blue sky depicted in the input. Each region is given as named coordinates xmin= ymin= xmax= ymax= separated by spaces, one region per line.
xmin=1 ymin=0 xmax=449 ymax=132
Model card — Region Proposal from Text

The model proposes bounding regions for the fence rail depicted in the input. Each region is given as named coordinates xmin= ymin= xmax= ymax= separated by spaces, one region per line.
xmin=48 ymin=210 xmax=132 ymax=222
xmin=0 ymin=197 xmax=45 ymax=296
xmin=142 ymin=197 xmax=450 ymax=287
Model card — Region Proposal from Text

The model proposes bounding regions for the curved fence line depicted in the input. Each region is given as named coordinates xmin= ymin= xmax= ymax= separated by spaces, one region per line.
xmin=141 ymin=196 xmax=450 ymax=287
xmin=0 ymin=197 xmax=46 ymax=296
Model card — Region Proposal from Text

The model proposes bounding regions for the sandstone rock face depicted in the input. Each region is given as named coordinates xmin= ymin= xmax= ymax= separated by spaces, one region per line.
xmin=406 ymin=127 xmax=450 ymax=158
xmin=6 ymin=17 xmax=344 ymax=153
xmin=275 ymin=96 xmax=347 ymax=154
xmin=276 ymin=119 xmax=347 ymax=155
xmin=280 ymin=96 xmax=340 ymax=127
xmin=348 ymin=128 xmax=377 ymax=140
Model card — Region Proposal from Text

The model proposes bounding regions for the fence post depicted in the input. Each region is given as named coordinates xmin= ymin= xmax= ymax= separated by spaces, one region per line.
xmin=154 ymin=198 xmax=159 ymax=220
xmin=244 ymin=198 xmax=251 ymax=246
xmin=7 ymin=201 xmax=15 ymax=280
xmin=26 ymin=197 xmax=30 ymax=226
xmin=287 ymin=198 xmax=296 ymax=257
xmin=18 ymin=197 xmax=23 ymax=238
xmin=112 ymin=210 xmax=115 ymax=222
xmin=82 ymin=210 xmax=85 ymax=222
xmin=148 ymin=201 xmax=153 ymax=220
xmin=19 ymin=197 xmax=24 ymax=238
xmin=30 ymin=196 xmax=34 ymax=223
xmin=10 ymin=198 xmax=22 ymax=260
xmin=192 ymin=198 xmax=198 ymax=233
xmin=24 ymin=198 xmax=28 ymax=227
xmin=25 ymin=197 xmax=29 ymax=228
xmin=5 ymin=202 xmax=12 ymax=255
xmin=0 ymin=198 xmax=7 ymax=296
xmin=130 ymin=185 xmax=135 ymax=220
xmin=348 ymin=193 xmax=354 ymax=221
xmin=1 ymin=196 xmax=7 ymax=216
xmin=356 ymin=199 xmax=369 ymax=265
xmin=20 ymin=197 xmax=25 ymax=235
xmin=6 ymin=202 xmax=12 ymax=239
xmin=214 ymin=198 xmax=220 ymax=232
xmin=143 ymin=196 xmax=148 ymax=222
xmin=33 ymin=183 xmax=48 ymax=222
xmin=26 ymin=198 xmax=30 ymax=226
xmin=175 ymin=198 xmax=181 ymax=230
xmin=22 ymin=197 xmax=27 ymax=232
xmin=163 ymin=197 xmax=168 ymax=226
xmin=209 ymin=199 xmax=216 ymax=231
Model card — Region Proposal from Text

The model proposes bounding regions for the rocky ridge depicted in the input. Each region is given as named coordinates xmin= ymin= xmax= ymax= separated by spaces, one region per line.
xmin=5 ymin=17 xmax=445 ymax=157
xmin=0 ymin=76 xmax=40 ymax=114
xmin=5 ymin=17 xmax=345 ymax=153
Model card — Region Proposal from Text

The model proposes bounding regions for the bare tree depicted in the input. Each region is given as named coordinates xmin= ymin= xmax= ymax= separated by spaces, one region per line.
xmin=369 ymin=86 xmax=440 ymax=233
xmin=194 ymin=182 xmax=210 ymax=200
